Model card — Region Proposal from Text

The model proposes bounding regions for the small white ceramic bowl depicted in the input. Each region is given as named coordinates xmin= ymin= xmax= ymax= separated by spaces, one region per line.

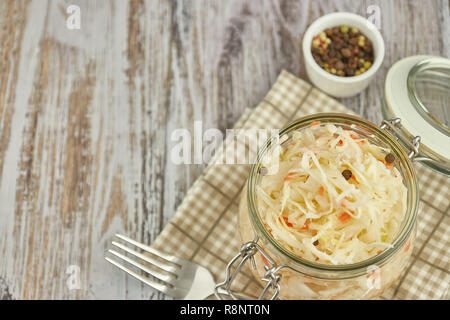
xmin=302 ymin=12 xmax=385 ymax=98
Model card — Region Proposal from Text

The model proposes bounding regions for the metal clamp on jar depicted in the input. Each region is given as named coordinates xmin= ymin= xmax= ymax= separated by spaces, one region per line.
xmin=215 ymin=56 xmax=450 ymax=300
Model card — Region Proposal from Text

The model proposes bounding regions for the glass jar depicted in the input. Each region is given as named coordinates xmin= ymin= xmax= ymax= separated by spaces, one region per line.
xmin=214 ymin=56 xmax=449 ymax=300
xmin=238 ymin=113 xmax=418 ymax=300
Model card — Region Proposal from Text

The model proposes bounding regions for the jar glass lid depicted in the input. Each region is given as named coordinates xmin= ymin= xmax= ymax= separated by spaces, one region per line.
xmin=408 ymin=58 xmax=450 ymax=135
xmin=384 ymin=55 xmax=450 ymax=175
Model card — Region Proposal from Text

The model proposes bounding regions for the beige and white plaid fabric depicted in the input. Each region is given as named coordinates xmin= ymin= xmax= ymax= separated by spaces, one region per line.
xmin=151 ymin=70 xmax=450 ymax=300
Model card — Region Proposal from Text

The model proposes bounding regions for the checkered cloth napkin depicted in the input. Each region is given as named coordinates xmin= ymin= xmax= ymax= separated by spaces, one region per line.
xmin=151 ymin=70 xmax=450 ymax=299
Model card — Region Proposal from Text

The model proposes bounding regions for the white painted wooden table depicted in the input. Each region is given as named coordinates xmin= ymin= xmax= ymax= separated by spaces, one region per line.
xmin=0 ymin=0 xmax=448 ymax=299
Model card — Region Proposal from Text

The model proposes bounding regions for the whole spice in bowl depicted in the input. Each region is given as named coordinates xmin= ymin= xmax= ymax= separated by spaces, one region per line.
xmin=302 ymin=12 xmax=385 ymax=97
xmin=311 ymin=25 xmax=374 ymax=77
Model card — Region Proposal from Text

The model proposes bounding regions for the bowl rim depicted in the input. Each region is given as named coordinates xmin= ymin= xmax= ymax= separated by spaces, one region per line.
xmin=302 ymin=12 xmax=385 ymax=83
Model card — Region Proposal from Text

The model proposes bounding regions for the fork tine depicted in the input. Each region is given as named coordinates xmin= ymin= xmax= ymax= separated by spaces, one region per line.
xmin=115 ymin=234 xmax=179 ymax=263
xmin=105 ymin=257 xmax=171 ymax=295
xmin=112 ymin=241 xmax=179 ymax=273
xmin=108 ymin=249 xmax=175 ymax=283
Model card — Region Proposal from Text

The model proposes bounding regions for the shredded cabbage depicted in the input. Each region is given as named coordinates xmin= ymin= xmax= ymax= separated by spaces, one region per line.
xmin=257 ymin=123 xmax=407 ymax=265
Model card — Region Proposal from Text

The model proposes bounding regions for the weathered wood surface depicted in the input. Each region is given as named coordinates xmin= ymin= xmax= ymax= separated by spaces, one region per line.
xmin=0 ymin=0 xmax=448 ymax=300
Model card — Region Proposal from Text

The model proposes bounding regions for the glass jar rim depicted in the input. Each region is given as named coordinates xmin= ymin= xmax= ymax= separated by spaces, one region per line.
xmin=246 ymin=113 xmax=419 ymax=279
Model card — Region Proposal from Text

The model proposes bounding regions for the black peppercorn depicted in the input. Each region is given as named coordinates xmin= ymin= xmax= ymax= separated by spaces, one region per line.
xmin=342 ymin=169 xmax=353 ymax=180
xmin=385 ymin=153 xmax=395 ymax=164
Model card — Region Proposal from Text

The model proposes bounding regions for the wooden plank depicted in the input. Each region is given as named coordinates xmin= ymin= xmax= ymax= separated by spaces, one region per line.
xmin=0 ymin=0 xmax=447 ymax=299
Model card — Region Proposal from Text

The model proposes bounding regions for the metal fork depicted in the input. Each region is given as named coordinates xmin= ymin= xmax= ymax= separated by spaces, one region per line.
xmin=105 ymin=234 xmax=252 ymax=300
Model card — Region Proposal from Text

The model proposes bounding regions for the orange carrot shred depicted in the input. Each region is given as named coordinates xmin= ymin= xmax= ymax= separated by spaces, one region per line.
xmin=310 ymin=121 xmax=320 ymax=127
xmin=319 ymin=186 xmax=325 ymax=196
xmin=339 ymin=212 xmax=352 ymax=223
xmin=403 ymin=240 xmax=410 ymax=252
xmin=261 ymin=255 xmax=271 ymax=267
xmin=282 ymin=216 xmax=293 ymax=228
xmin=264 ymin=223 xmax=272 ymax=234
xmin=379 ymin=159 xmax=393 ymax=167
xmin=284 ymin=172 xmax=295 ymax=181
xmin=301 ymin=219 xmax=310 ymax=230
xmin=377 ymin=250 xmax=383 ymax=255
xmin=284 ymin=173 xmax=308 ymax=182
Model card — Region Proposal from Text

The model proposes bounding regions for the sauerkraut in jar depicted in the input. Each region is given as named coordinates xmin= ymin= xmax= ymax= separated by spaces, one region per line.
xmin=238 ymin=114 xmax=418 ymax=300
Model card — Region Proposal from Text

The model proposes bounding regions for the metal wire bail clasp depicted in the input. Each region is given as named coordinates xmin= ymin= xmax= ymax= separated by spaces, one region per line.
xmin=380 ymin=118 xmax=421 ymax=159
xmin=214 ymin=239 xmax=282 ymax=300
xmin=380 ymin=118 xmax=446 ymax=168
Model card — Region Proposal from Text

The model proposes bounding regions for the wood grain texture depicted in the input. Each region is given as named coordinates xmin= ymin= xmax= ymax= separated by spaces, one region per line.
xmin=0 ymin=0 xmax=448 ymax=299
